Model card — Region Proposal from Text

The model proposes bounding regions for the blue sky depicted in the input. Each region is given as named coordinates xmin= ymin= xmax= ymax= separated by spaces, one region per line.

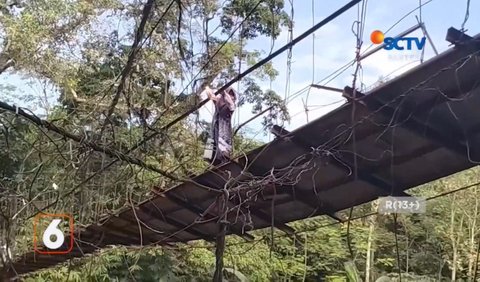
xmin=1 ymin=0 xmax=479 ymax=142
xmin=234 ymin=0 xmax=480 ymax=142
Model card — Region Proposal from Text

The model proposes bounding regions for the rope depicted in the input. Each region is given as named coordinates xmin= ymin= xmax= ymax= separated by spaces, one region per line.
xmin=213 ymin=179 xmax=480 ymax=251
xmin=461 ymin=0 xmax=471 ymax=32
xmin=99 ymin=0 xmax=174 ymax=136
xmin=303 ymin=0 xmax=314 ymax=123
xmin=176 ymin=0 xmax=264 ymax=99
xmin=137 ymin=0 xmax=362 ymax=149
xmin=284 ymin=0 xmax=294 ymax=105
xmin=267 ymin=2 xmax=277 ymax=141
xmin=419 ymin=0 xmax=423 ymax=24
xmin=0 ymin=101 xmax=178 ymax=180
xmin=418 ymin=0 xmax=426 ymax=63
xmin=346 ymin=0 xmax=367 ymax=261
xmin=49 ymin=0 xmax=362 ymax=196
xmin=283 ymin=0 xmax=294 ymax=128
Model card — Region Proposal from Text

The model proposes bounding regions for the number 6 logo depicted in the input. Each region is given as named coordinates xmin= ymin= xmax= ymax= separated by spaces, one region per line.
xmin=34 ymin=214 xmax=74 ymax=254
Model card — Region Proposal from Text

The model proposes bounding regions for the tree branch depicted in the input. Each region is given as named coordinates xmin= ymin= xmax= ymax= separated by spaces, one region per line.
xmin=0 ymin=59 xmax=13 ymax=75
xmin=99 ymin=0 xmax=174 ymax=135
xmin=0 ymin=100 xmax=178 ymax=181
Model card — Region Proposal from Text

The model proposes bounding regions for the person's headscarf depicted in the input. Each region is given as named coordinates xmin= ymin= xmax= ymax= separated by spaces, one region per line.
xmin=222 ymin=86 xmax=237 ymax=112
xmin=224 ymin=86 xmax=237 ymax=101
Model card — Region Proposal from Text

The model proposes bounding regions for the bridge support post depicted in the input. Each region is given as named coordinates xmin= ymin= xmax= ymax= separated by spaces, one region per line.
xmin=213 ymin=191 xmax=228 ymax=282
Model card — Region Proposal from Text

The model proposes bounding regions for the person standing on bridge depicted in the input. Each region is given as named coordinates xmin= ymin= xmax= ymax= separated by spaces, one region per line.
xmin=203 ymin=85 xmax=237 ymax=166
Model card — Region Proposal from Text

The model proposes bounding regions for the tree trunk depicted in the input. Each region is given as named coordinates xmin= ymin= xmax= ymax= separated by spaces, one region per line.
xmin=467 ymin=187 xmax=478 ymax=281
xmin=450 ymin=195 xmax=457 ymax=282
xmin=405 ymin=232 xmax=409 ymax=273
xmin=213 ymin=193 xmax=228 ymax=282
xmin=0 ymin=52 xmax=14 ymax=75
xmin=438 ymin=260 xmax=445 ymax=281
xmin=401 ymin=216 xmax=412 ymax=274
xmin=365 ymin=200 xmax=378 ymax=282
xmin=366 ymin=222 xmax=375 ymax=282
xmin=452 ymin=246 xmax=457 ymax=282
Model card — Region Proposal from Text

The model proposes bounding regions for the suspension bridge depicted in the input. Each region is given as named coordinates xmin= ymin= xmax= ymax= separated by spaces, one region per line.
xmin=2 ymin=26 xmax=480 ymax=279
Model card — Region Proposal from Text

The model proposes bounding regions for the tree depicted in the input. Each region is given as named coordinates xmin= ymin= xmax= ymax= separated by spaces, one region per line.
xmin=4 ymin=0 xmax=480 ymax=281
xmin=0 ymin=0 xmax=291 ymax=278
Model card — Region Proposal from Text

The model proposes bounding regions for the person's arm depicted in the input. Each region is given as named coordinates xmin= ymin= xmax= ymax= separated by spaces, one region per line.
xmin=205 ymin=86 xmax=219 ymax=102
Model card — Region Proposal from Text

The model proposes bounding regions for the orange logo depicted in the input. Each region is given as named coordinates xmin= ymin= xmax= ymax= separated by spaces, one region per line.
xmin=33 ymin=214 xmax=74 ymax=254
xmin=370 ymin=30 xmax=385 ymax=44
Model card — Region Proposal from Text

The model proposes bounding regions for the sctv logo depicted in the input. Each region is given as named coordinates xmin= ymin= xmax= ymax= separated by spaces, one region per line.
xmin=370 ymin=30 xmax=426 ymax=50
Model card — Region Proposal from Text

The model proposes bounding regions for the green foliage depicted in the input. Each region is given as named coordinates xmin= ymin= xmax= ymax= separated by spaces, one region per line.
xmin=220 ymin=0 xmax=290 ymax=40
xmin=16 ymin=170 xmax=480 ymax=281
xmin=3 ymin=0 xmax=480 ymax=281
xmin=22 ymin=247 xmax=178 ymax=281
xmin=344 ymin=261 xmax=362 ymax=282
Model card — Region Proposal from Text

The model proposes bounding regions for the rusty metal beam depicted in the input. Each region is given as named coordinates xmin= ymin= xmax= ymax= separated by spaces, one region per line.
xmin=107 ymin=214 xmax=164 ymax=244
xmin=87 ymin=224 xmax=141 ymax=246
xmin=271 ymin=125 xmax=409 ymax=197
xmin=139 ymin=204 xmax=215 ymax=242
xmin=310 ymin=84 xmax=344 ymax=93
xmin=285 ymin=187 xmax=345 ymax=222
xmin=330 ymin=155 xmax=410 ymax=197
xmin=165 ymin=192 xmax=255 ymax=241
xmin=354 ymin=86 xmax=477 ymax=160
xmin=248 ymin=206 xmax=295 ymax=235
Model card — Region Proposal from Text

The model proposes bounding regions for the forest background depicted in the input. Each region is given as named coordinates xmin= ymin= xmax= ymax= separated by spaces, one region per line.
xmin=1 ymin=0 xmax=480 ymax=281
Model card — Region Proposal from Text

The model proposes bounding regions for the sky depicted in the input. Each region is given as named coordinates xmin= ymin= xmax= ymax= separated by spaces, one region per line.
xmin=1 ymin=0 xmax=479 ymax=143
xmin=233 ymin=0 xmax=480 ymax=142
